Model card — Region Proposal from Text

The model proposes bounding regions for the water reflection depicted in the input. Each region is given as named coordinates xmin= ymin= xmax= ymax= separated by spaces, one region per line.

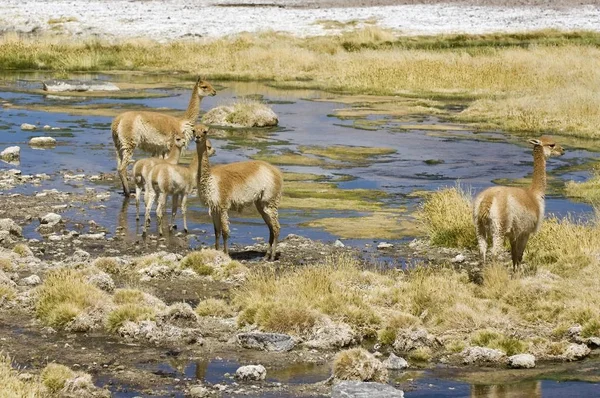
xmin=471 ymin=381 xmax=541 ymax=398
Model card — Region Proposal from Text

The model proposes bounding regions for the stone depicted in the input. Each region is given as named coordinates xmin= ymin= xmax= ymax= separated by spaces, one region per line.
xmin=563 ymin=343 xmax=590 ymax=361
xmin=20 ymin=123 xmax=36 ymax=130
xmin=451 ymin=254 xmax=466 ymax=263
xmin=1 ymin=146 xmax=20 ymax=162
xmin=67 ymin=249 xmax=91 ymax=263
xmin=39 ymin=213 xmax=62 ymax=227
xmin=42 ymin=79 xmax=120 ymax=92
xmin=377 ymin=242 xmax=393 ymax=249
xmin=0 ymin=218 xmax=22 ymax=236
xmin=87 ymin=272 xmax=115 ymax=293
xmin=236 ymin=332 xmax=296 ymax=352
xmin=383 ymin=353 xmax=409 ymax=370
xmin=393 ymin=328 xmax=439 ymax=353
xmin=304 ymin=318 xmax=356 ymax=350
xmin=507 ymin=354 xmax=535 ymax=369
xmin=29 ymin=137 xmax=57 ymax=146
xmin=21 ymin=275 xmax=42 ymax=286
xmin=79 ymin=232 xmax=106 ymax=240
xmin=587 ymin=337 xmax=600 ymax=347
xmin=235 ymin=364 xmax=266 ymax=381
xmin=332 ymin=381 xmax=404 ymax=398
xmin=189 ymin=385 xmax=211 ymax=398
xmin=202 ymin=105 xmax=278 ymax=128
xmin=461 ymin=346 xmax=506 ymax=364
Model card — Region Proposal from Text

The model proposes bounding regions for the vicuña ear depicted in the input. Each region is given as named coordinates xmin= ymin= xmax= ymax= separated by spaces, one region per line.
xmin=528 ymin=139 xmax=541 ymax=146
xmin=196 ymin=76 xmax=202 ymax=83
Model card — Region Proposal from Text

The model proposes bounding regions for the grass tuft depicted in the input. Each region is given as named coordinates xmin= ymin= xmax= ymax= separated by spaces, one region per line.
xmin=180 ymin=250 xmax=224 ymax=275
xmin=93 ymin=257 xmax=121 ymax=274
xmin=416 ymin=186 xmax=476 ymax=249
xmin=105 ymin=304 xmax=156 ymax=333
xmin=195 ymin=298 xmax=233 ymax=317
xmin=12 ymin=244 xmax=32 ymax=257
xmin=40 ymin=363 xmax=75 ymax=394
xmin=0 ymin=354 xmax=45 ymax=396
xmin=332 ymin=348 xmax=388 ymax=382
xmin=35 ymin=268 xmax=108 ymax=328
xmin=113 ymin=289 xmax=144 ymax=305
xmin=471 ymin=330 xmax=528 ymax=356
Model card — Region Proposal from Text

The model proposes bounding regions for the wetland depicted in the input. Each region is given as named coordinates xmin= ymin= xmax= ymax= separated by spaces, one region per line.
xmin=1 ymin=72 xmax=599 ymax=397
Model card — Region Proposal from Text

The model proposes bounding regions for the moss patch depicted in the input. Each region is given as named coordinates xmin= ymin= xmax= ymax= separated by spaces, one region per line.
xmin=299 ymin=145 xmax=396 ymax=163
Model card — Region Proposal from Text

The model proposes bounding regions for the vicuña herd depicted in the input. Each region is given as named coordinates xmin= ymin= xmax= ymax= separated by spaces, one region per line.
xmin=112 ymin=77 xmax=565 ymax=267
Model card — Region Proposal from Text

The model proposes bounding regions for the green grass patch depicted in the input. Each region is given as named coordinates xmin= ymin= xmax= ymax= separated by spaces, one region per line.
xmin=195 ymin=298 xmax=233 ymax=317
xmin=41 ymin=363 xmax=75 ymax=394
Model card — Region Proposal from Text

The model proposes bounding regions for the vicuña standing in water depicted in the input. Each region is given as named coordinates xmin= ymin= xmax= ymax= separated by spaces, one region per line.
xmin=112 ymin=77 xmax=216 ymax=196
xmin=142 ymin=125 xmax=214 ymax=236
xmin=473 ymin=137 xmax=564 ymax=270
xmin=133 ymin=135 xmax=216 ymax=222
xmin=194 ymin=129 xmax=283 ymax=260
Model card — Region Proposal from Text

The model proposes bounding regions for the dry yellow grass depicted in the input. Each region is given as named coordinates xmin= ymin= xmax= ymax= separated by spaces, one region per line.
xmin=0 ymin=354 xmax=46 ymax=397
xmin=416 ymin=186 xmax=476 ymax=249
xmin=565 ymin=170 xmax=600 ymax=204
xmin=35 ymin=268 xmax=109 ymax=328
xmin=233 ymin=210 xmax=600 ymax=357
xmin=1 ymin=30 xmax=600 ymax=138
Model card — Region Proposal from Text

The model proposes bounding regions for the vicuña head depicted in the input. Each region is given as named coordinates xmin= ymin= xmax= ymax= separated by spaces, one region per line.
xmin=473 ymin=136 xmax=564 ymax=270
xmin=194 ymin=128 xmax=283 ymax=261
xmin=112 ymin=77 xmax=216 ymax=197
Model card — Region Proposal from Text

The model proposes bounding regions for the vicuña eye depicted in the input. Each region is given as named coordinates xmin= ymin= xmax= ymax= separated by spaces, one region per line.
xmin=549 ymin=144 xmax=555 ymax=148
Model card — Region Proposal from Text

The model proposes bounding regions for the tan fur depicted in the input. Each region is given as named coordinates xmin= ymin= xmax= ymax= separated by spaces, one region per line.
xmin=142 ymin=125 xmax=212 ymax=235
xmin=194 ymin=130 xmax=283 ymax=260
xmin=112 ymin=78 xmax=216 ymax=196
xmin=473 ymin=137 xmax=565 ymax=269
xmin=132 ymin=137 xmax=215 ymax=222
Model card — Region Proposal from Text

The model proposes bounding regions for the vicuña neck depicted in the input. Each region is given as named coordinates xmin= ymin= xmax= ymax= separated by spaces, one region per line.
xmin=195 ymin=138 xmax=211 ymax=188
xmin=184 ymin=83 xmax=201 ymax=123
xmin=166 ymin=144 xmax=183 ymax=162
xmin=529 ymin=146 xmax=547 ymax=195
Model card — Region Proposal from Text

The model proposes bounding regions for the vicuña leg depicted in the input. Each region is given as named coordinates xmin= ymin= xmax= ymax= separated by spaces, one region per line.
xmin=211 ymin=211 xmax=222 ymax=251
xmin=256 ymin=201 xmax=280 ymax=261
xmin=181 ymin=195 xmax=189 ymax=233
xmin=143 ymin=186 xmax=157 ymax=235
xmin=117 ymin=148 xmax=133 ymax=197
xmin=220 ymin=210 xmax=230 ymax=255
xmin=156 ymin=192 xmax=167 ymax=236
xmin=170 ymin=194 xmax=180 ymax=231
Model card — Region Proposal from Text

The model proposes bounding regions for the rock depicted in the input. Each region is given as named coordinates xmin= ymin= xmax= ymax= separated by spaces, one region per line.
xmin=87 ymin=272 xmax=115 ymax=293
xmin=508 ymin=354 xmax=535 ymax=369
xmin=202 ymin=104 xmax=278 ymax=128
xmin=568 ymin=324 xmax=582 ymax=337
xmin=42 ymin=79 xmax=120 ymax=92
xmin=0 ymin=218 xmax=22 ymax=236
xmin=21 ymin=274 xmax=42 ymax=286
xmin=587 ymin=337 xmax=600 ymax=347
xmin=39 ymin=213 xmax=62 ymax=227
xmin=79 ymin=232 xmax=106 ymax=240
xmin=29 ymin=137 xmax=57 ymax=146
xmin=157 ymin=302 xmax=199 ymax=328
xmin=0 ymin=270 xmax=17 ymax=288
xmin=461 ymin=346 xmax=506 ymax=364
xmin=304 ymin=318 xmax=356 ymax=349
xmin=383 ymin=353 xmax=408 ymax=370
xmin=563 ymin=343 xmax=591 ymax=361
xmin=393 ymin=328 xmax=439 ymax=353
xmin=1 ymin=146 xmax=20 ymax=162
xmin=332 ymin=381 xmax=404 ymax=398
xmin=236 ymin=332 xmax=296 ymax=352
xmin=20 ymin=123 xmax=36 ymax=130
xmin=235 ymin=364 xmax=266 ymax=381
xmin=67 ymin=249 xmax=91 ymax=263
xmin=18 ymin=372 xmax=34 ymax=381
xmin=334 ymin=240 xmax=345 ymax=248
xmin=451 ymin=254 xmax=466 ymax=263
xmin=188 ymin=385 xmax=212 ymax=398
xmin=377 ymin=242 xmax=393 ymax=249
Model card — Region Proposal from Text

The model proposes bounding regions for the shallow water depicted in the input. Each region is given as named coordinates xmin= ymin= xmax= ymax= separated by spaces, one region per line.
xmin=1 ymin=72 xmax=596 ymax=250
